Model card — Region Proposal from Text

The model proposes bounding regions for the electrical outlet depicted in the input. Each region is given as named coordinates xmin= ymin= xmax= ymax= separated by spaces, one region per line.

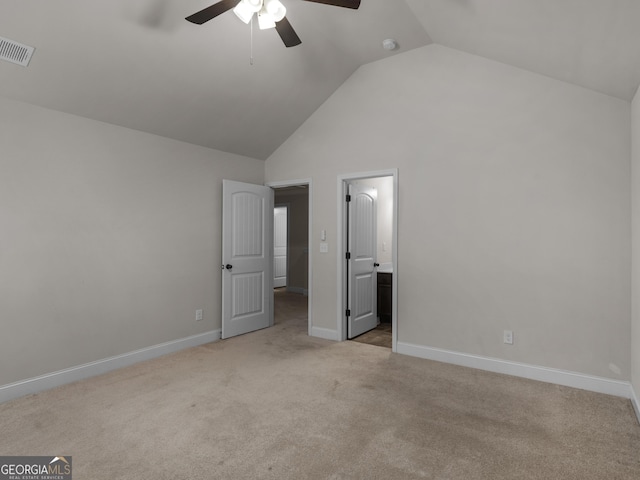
xmin=503 ymin=330 xmax=513 ymax=345
xmin=196 ymin=309 xmax=203 ymax=321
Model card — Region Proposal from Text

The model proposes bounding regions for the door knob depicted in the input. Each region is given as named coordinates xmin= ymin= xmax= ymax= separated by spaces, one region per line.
xmin=374 ymin=262 xmax=380 ymax=267
xmin=225 ymin=264 xmax=233 ymax=270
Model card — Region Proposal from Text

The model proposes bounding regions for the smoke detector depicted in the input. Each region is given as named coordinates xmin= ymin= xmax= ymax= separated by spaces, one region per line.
xmin=0 ymin=36 xmax=35 ymax=67
xmin=382 ymin=38 xmax=398 ymax=51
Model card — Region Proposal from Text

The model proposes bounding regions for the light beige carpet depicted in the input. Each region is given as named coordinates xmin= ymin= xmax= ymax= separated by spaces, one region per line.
xmin=1 ymin=291 xmax=639 ymax=479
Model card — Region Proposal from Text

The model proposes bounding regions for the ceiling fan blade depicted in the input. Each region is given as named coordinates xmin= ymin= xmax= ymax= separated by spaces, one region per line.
xmin=275 ymin=17 xmax=302 ymax=48
xmin=185 ymin=0 xmax=237 ymax=24
xmin=302 ymin=0 xmax=360 ymax=9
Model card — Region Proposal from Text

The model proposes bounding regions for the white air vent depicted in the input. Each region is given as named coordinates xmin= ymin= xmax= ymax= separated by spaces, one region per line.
xmin=0 ymin=36 xmax=35 ymax=67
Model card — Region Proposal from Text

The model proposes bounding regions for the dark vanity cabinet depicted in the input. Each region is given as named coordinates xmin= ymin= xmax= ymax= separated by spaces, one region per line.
xmin=377 ymin=272 xmax=392 ymax=323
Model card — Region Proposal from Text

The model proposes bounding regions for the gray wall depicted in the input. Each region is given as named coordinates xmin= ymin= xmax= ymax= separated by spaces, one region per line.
xmin=265 ymin=44 xmax=631 ymax=380
xmin=0 ymin=96 xmax=264 ymax=386
xmin=1 ymin=42 xmax=635 ymax=396
xmin=632 ymin=88 xmax=640 ymax=399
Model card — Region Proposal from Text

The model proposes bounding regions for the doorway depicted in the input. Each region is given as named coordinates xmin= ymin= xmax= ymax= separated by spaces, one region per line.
xmin=268 ymin=180 xmax=312 ymax=335
xmin=338 ymin=170 xmax=398 ymax=351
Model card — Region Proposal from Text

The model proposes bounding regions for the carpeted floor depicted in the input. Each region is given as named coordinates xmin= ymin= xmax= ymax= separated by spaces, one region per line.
xmin=1 ymin=291 xmax=639 ymax=479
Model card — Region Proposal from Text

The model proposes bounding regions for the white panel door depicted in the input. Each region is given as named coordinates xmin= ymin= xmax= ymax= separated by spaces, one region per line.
xmin=348 ymin=183 xmax=378 ymax=339
xmin=222 ymin=180 xmax=273 ymax=339
xmin=273 ymin=206 xmax=287 ymax=288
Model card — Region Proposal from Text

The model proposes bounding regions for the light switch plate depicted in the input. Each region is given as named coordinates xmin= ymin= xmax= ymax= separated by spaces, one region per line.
xmin=320 ymin=243 xmax=329 ymax=253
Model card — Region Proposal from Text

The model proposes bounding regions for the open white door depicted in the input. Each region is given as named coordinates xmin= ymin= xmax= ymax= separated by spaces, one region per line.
xmin=273 ymin=206 xmax=287 ymax=288
xmin=347 ymin=183 xmax=378 ymax=339
xmin=222 ymin=180 xmax=273 ymax=339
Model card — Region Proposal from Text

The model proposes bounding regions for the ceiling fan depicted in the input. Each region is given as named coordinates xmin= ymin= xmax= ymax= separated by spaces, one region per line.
xmin=185 ymin=0 xmax=361 ymax=47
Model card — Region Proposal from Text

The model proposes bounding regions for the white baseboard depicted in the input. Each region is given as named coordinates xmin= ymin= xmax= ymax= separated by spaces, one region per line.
xmin=286 ymin=286 xmax=309 ymax=296
xmin=0 ymin=330 xmax=221 ymax=404
xmin=397 ymin=341 xmax=632 ymax=399
xmin=311 ymin=326 xmax=338 ymax=341
xmin=631 ymin=385 xmax=640 ymax=425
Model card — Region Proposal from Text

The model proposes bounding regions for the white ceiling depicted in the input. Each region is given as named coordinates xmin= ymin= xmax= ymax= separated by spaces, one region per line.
xmin=1 ymin=1 xmax=639 ymax=160
xmin=406 ymin=0 xmax=640 ymax=102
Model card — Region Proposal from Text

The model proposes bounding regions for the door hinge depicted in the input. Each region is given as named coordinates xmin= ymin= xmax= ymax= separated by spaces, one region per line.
xmin=346 ymin=194 xmax=351 ymax=202
xmin=346 ymin=252 xmax=351 ymax=260
xmin=346 ymin=309 xmax=351 ymax=317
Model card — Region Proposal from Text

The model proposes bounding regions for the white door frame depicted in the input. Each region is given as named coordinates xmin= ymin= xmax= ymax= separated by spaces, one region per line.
xmin=337 ymin=169 xmax=398 ymax=351
xmin=266 ymin=179 xmax=313 ymax=336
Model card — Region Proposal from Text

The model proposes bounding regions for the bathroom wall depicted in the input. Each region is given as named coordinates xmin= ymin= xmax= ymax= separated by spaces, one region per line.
xmin=358 ymin=177 xmax=394 ymax=268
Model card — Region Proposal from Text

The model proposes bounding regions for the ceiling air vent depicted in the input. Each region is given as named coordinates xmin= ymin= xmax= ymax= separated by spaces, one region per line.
xmin=0 ymin=36 xmax=35 ymax=67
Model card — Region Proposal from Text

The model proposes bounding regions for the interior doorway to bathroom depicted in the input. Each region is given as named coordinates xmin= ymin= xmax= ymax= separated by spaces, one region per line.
xmin=339 ymin=170 xmax=398 ymax=351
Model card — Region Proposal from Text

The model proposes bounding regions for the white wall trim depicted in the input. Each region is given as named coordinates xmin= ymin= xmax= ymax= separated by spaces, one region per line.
xmin=397 ymin=341 xmax=633 ymax=399
xmin=631 ymin=385 xmax=640 ymax=425
xmin=311 ymin=326 xmax=339 ymax=341
xmin=0 ymin=330 xmax=221 ymax=404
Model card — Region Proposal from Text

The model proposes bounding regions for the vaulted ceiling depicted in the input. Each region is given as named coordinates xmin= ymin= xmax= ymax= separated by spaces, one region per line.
xmin=1 ymin=1 xmax=639 ymax=160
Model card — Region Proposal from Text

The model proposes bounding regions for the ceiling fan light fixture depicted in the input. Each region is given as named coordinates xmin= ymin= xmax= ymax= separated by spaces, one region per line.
xmin=257 ymin=8 xmax=276 ymax=29
xmin=245 ymin=0 xmax=264 ymax=12
xmin=187 ymin=0 xmax=362 ymax=48
xmin=264 ymin=0 xmax=286 ymax=22
xmin=233 ymin=1 xmax=255 ymax=24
